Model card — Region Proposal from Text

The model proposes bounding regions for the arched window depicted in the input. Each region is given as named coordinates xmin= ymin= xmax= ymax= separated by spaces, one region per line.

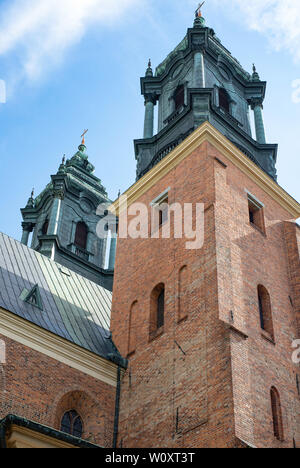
xmin=270 ymin=387 xmax=284 ymax=441
xmin=150 ymin=283 xmax=165 ymax=336
xmin=174 ymin=85 xmax=185 ymax=110
xmin=41 ymin=219 xmax=49 ymax=236
xmin=60 ymin=410 xmax=83 ymax=439
xmin=219 ymin=88 xmax=230 ymax=113
xmin=257 ymin=285 xmax=274 ymax=339
xmin=74 ymin=222 xmax=88 ymax=250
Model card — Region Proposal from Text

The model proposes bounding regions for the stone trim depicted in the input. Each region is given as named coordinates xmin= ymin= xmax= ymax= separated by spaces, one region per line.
xmin=112 ymin=122 xmax=300 ymax=218
xmin=0 ymin=307 xmax=118 ymax=387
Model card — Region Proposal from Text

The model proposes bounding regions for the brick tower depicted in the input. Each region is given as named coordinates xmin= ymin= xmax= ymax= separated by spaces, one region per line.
xmin=110 ymin=8 xmax=300 ymax=448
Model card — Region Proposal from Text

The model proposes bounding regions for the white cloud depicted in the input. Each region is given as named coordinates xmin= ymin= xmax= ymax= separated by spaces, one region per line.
xmin=292 ymin=79 xmax=300 ymax=103
xmin=211 ymin=0 xmax=300 ymax=63
xmin=0 ymin=0 xmax=140 ymax=80
xmin=0 ymin=80 xmax=6 ymax=103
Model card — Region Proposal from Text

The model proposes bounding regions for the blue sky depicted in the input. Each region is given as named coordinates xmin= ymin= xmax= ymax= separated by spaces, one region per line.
xmin=0 ymin=0 xmax=299 ymax=241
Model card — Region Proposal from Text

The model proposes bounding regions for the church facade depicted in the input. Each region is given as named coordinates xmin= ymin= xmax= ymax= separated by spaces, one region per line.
xmin=0 ymin=9 xmax=299 ymax=448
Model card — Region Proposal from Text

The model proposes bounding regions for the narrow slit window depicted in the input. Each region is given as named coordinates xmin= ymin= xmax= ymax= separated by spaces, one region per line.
xmin=150 ymin=283 xmax=165 ymax=337
xmin=157 ymin=289 xmax=165 ymax=329
xmin=257 ymin=285 xmax=274 ymax=340
xmin=128 ymin=301 xmax=138 ymax=355
xmin=178 ymin=266 xmax=189 ymax=321
xmin=270 ymin=387 xmax=284 ymax=441
xmin=296 ymin=374 xmax=300 ymax=397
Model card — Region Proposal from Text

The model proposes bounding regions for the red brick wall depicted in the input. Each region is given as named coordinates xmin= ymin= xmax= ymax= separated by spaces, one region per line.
xmin=111 ymin=142 xmax=236 ymax=448
xmin=210 ymin=142 xmax=299 ymax=448
xmin=0 ymin=333 xmax=116 ymax=447
xmin=111 ymin=140 xmax=300 ymax=448
xmin=284 ymin=222 xmax=300 ymax=337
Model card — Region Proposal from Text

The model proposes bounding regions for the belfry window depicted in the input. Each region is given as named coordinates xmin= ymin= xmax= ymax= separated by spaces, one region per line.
xmin=219 ymin=88 xmax=230 ymax=113
xmin=74 ymin=222 xmax=88 ymax=250
xmin=60 ymin=410 xmax=83 ymax=439
xmin=41 ymin=219 xmax=49 ymax=236
xmin=174 ymin=85 xmax=185 ymax=110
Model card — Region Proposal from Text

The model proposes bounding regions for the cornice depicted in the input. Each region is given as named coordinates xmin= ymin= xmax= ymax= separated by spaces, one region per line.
xmin=7 ymin=425 xmax=78 ymax=449
xmin=0 ymin=307 xmax=118 ymax=387
xmin=111 ymin=122 xmax=300 ymax=218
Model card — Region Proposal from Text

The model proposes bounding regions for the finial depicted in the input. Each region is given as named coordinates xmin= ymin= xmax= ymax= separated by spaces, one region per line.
xmin=118 ymin=190 xmax=121 ymax=198
xmin=81 ymin=129 xmax=88 ymax=145
xmin=26 ymin=188 xmax=35 ymax=208
xmin=252 ymin=63 xmax=260 ymax=81
xmin=194 ymin=2 xmax=206 ymax=27
xmin=146 ymin=59 xmax=153 ymax=77
xmin=58 ymin=154 xmax=66 ymax=174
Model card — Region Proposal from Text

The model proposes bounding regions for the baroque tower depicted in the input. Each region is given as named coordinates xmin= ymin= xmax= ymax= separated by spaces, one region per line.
xmin=135 ymin=10 xmax=277 ymax=181
xmin=110 ymin=8 xmax=300 ymax=448
xmin=20 ymin=136 xmax=114 ymax=290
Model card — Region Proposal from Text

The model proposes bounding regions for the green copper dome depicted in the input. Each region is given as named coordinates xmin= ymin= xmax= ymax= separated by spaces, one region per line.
xmin=66 ymin=143 xmax=95 ymax=174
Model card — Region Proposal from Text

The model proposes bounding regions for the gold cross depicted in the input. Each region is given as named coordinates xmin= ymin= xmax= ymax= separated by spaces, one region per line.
xmin=81 ymin=129 xmax=88 ymax=144
xmin=196 ymin=1 xmax=205 ymax=17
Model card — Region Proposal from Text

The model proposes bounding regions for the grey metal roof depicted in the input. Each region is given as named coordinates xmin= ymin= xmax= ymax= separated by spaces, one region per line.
xmin=0 ymin=232 xmax=120 ymax=362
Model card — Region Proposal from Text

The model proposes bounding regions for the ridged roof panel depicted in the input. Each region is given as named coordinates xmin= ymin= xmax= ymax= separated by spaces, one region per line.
xmin=0 ymin=232 xmax=118 ymax=361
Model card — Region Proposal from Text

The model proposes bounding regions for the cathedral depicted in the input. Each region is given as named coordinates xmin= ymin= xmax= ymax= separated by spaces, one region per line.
xmin=0 ymin=8 xmax=299 ymax=449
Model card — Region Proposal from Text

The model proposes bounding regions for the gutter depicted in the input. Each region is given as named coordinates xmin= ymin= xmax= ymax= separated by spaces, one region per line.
xmin=113 ymin=365 xmax=121 ymax=449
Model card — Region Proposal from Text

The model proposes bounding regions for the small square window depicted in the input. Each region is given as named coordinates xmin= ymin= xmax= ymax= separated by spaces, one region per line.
xmin=247 ymin=194 xmax=265 ymax=233
xmin=158 ymin=198 xmax=169 ymax=227
xmin=150 ymin=189 xmax=170 ymax=230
